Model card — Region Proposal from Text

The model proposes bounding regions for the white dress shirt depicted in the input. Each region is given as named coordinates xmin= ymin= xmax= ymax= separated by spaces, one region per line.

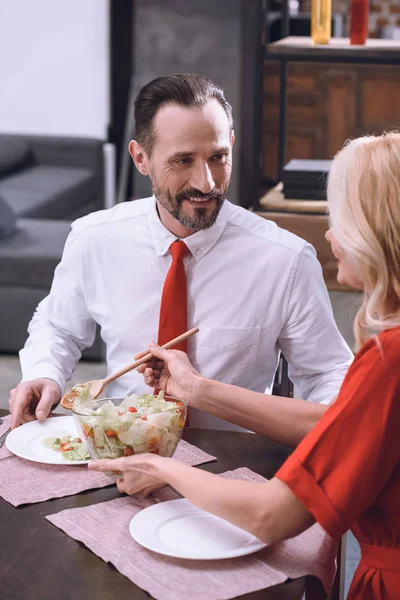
xmin=20 ymin=197 xmax=353 ymax=429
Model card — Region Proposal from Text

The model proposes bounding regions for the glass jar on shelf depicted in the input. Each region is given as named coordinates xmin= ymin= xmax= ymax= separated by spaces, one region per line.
xmin=311 ymin=0 xmax=332 ymax=45
xmin=350 ymin=0 xmax=369 ymax=45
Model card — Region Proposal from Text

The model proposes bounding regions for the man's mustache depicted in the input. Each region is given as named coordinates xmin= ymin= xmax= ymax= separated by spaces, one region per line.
xmin=175 ymin=189 xmax=225 ymax=203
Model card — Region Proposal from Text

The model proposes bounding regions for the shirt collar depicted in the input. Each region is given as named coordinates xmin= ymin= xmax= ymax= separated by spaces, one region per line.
xmin=148 ymin=196 xmax=230 ymax=262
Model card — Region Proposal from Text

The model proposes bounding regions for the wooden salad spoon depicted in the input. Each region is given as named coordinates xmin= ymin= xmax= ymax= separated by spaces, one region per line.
xmin=60 ymin=326 xmax=199 ymax=409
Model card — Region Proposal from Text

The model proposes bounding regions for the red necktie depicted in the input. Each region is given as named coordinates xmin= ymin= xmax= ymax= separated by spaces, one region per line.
xmin=157 ymin=240 xmax=190 ymax=351
xmin=156 ymin=241 xmax=190 ymax=421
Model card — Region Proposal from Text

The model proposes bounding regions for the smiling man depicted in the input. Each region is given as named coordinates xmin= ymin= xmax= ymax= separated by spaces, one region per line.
xmin=131 ymin=83 xmax=233 ymax=236
xmin=10 ymin=74 xmax=353 ymax=443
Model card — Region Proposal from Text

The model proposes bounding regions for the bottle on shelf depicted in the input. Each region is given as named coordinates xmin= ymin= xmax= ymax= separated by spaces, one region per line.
xmin=311 ymin=0 xmax=332 ymax=45
xmin=350 ymin=0 xmax=369 ymax=45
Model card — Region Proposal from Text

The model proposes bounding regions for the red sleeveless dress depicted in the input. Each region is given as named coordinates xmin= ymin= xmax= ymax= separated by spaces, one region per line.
xmin=277 ymin=327 xmax=400 ymax=599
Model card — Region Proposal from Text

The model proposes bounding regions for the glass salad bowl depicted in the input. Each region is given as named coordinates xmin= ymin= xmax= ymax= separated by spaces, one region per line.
xmin=72 ymin=393 xmax=187 ymax=477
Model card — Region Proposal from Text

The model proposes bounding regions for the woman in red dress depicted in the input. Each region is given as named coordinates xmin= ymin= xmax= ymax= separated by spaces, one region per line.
xmin=90 ymin=132 xmax=400 ymax=599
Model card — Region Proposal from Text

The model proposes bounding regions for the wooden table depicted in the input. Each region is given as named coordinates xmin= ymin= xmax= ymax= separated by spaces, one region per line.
xmin=0 ymin=409 xmax=327 ymax=600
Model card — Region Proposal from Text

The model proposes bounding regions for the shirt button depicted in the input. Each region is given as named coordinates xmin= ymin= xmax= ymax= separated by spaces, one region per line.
xmin=195 ymin=249 xmax=202 ymax=257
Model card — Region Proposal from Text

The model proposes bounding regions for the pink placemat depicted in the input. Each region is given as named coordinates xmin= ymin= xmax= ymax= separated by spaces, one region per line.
xmin=46 ymin=467 xmax=337 ymax=600
xmin=0 ymin=415 xmax=216 ymax=507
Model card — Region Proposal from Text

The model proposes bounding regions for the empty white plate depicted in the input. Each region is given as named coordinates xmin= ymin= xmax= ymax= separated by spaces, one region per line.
xmin=129 ymin=498 xmax=267 ymax=560
xmin=6 ymin=416 xmax=89 ymax=465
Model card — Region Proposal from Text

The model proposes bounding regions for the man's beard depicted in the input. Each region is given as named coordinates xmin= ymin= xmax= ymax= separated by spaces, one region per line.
xmin=152 ymin=183 xmax=228 ymax=231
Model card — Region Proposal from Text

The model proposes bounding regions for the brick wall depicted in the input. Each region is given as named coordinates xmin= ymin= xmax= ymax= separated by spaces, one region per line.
xmin=370 ymin=0 xmax=400 ymax=36
xmin=301 ymin=0 xmax=400 ymax=37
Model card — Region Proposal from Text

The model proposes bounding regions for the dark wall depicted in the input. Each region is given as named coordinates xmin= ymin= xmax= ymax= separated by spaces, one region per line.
xmin=131 ymin=0 xmax=242 ymax=204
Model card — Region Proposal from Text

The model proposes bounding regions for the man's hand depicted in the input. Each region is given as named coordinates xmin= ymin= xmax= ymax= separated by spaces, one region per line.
xmin=137 ymin=343 xmax=201 ymax=400
xmin=88 ymin=454 xmax=167 ymax=496
xmin=9 ymin=378 xmax=61 ymax=429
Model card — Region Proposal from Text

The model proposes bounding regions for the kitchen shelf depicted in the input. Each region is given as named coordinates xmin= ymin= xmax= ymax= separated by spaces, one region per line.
xmin=265 ymin=36 xmax=400 ymax=64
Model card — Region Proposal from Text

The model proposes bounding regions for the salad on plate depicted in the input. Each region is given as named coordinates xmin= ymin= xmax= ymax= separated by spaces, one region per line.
xmin=42 ymin=433 xmax=90 ymax=461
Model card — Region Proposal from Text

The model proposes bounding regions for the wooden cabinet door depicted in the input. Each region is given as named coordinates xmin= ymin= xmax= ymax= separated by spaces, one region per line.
xmin=262 ymin=61 xmax=400 ymax=183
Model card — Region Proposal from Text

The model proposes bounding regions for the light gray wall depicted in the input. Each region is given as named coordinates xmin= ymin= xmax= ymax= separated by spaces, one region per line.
xmin=0 ymin=0 xmax=109 ymax=138
xmin=131 ymin=0 xmax=242 ymax=204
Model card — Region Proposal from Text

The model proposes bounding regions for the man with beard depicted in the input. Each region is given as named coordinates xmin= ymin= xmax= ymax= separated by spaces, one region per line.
xmin=10 ymin=74 xmax=353 ymax=441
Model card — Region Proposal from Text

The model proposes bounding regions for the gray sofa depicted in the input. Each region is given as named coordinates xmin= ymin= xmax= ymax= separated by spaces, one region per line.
xmin=0 ymin=134 xmax=105 ymax=360
xmin=0 ymin=134 xmax=104 ymax=220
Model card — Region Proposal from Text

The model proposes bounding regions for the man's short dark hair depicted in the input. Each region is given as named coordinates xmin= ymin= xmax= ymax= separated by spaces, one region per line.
xmin=134 ymin=73 xmax=233 ymax=155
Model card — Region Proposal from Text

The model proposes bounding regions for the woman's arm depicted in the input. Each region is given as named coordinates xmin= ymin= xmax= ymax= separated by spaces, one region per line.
xmin=140 ymin=344 xmax=328 ymax=447
xmin=190 ymin=377 xmax=327 ymax=447
xmin=160 ymin=459 xmax=315 ymax=543
xmin=89 ymin=455 xmax=315 ymax=544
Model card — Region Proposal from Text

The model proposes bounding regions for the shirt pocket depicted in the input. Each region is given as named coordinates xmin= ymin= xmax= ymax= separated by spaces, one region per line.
xmin=193 ymin=327 xmax=261 ymax=387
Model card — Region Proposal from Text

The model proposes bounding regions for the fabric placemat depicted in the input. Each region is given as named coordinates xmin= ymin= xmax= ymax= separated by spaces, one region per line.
xmin=0 ymin=415 xmax=216 ymax=507
xmin=46 ymin=467 xmax=337 ymax=600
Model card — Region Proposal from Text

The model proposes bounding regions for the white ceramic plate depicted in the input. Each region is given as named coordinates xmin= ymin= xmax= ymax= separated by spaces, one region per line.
xmin=6 ymin=416 xmax=89 ymax=465
xmin=129 ymin=498 xmax=267 ymax=560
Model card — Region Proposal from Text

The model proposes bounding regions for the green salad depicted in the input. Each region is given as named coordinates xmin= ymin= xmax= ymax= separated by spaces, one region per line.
xmin=74 ymin=392 xmax=186 ymax=460
xmin=70 ymin=383 xmax=93 ymax=403
xmin=42 ymin=434 xmax=90 ymax=461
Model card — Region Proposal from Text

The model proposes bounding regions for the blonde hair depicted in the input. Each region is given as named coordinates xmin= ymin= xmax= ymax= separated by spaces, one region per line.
xmin=327 ymin=131 xmax=400 ymax=351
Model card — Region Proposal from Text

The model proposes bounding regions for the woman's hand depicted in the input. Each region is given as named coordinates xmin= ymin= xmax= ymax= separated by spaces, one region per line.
xmin=88 ymin=453 xmax=168 ymax=496
xmin=137 ymin=343 xmax=201 ymax=401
